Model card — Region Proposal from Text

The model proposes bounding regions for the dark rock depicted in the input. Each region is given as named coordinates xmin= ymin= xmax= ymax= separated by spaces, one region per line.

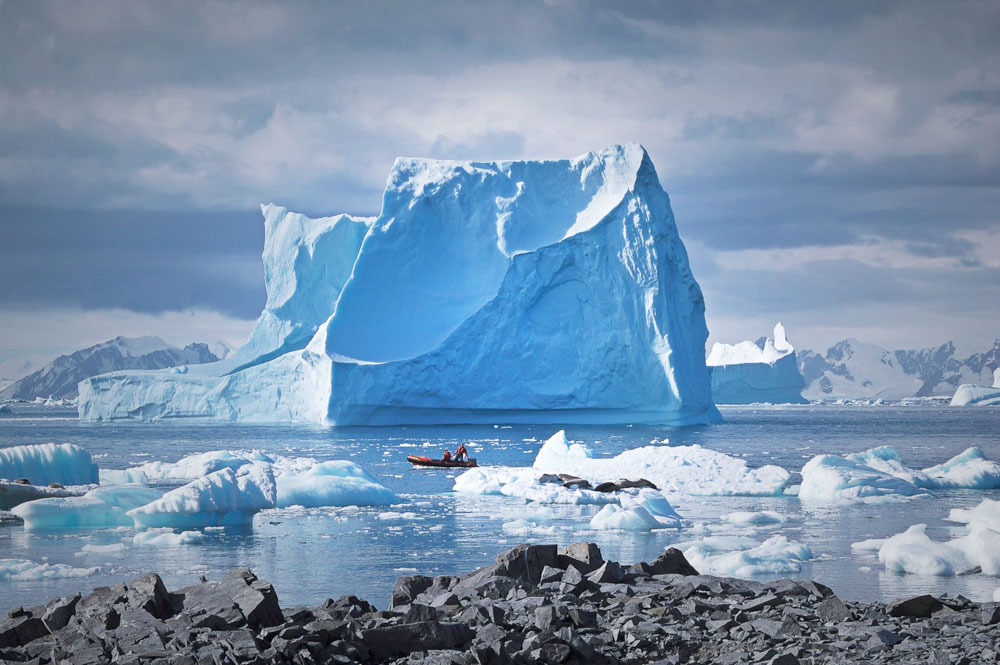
xmin=815 ymin=597 xmax=851 ymax=623
xmin=392 ymin=575 xmax=434 ymax=609
xmin=982 ymin=604 xmax=1000 ymax=625
xmin=494 ymin=543 xmax=558 ymax=584
xmin=406 ymin=603 xmax=442 ymax=623
xmin=41 ymin=593 xmax=80 ymax=631
xmin=76 ymin=583 xmax=127 ymax=630
xmin=647 ymin=548 xmax=698 ymax=576
xmin=888 ymin=594 xmax=944 ymax=618
xmin=124 ymin=572 xmax=173 ymax=620
xmin=587 ymin=561 xmax=625 ymax=585
xmin=361 ymin=621 xmax=475 ymax=660
xmin=0 ymin=615 xmax=49 ymax=648
xmin=867 ymin=629 xmax=903 ymax=649
xmin=557 ymin=542 xmax=604 ymax=574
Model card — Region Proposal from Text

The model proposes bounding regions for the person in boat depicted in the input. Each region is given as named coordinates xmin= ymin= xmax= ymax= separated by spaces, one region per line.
xmin=453 ymin=444 xmax=469 ymax=462
xmin=441 ymin=449 xmax=452 ymax=462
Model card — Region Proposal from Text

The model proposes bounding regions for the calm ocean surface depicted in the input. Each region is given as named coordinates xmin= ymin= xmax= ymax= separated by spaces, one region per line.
xmin=1 ymin=403 xmax=998 ymax=612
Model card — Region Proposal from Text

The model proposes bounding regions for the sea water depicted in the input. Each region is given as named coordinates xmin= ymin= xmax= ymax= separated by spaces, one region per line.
xmin=1 ymin=403 xmax=998 ymax=612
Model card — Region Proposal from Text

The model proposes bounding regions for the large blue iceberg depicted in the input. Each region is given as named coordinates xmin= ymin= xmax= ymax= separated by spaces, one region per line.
xmin=79 ymin=144 xmax=719 ymax=425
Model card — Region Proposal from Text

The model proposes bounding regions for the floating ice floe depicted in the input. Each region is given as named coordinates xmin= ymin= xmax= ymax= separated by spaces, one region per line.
xmin=801 ymin=446 xmax=1000 ymax=502
xmin=0 ymin=558 xmax=99 ymax=580
xmin=946 ymin=498 xmax=1000 ymax=531
xmin=455 ymin=430 xmax=789 ymax=504
xmin=275 ymin=460 xmax=399 ymax=508
xmin=128 ymin=463 xmax=276 ymax=529
xmin=133 ymin=529 xmax=204 ymax=546
xmin=677 ymin=534 xmax=813 ymax=577
xmin=799 ymin=455 xmax=931 ymax=503
xmin=589 ymin=504 xmax=663 ymax=531
xmin=850 ymin=538 xmax=885 ymax=552
xmin=78 ymin=543 xmax=127 ymax=555
xmin=12 ymin=485 xmax=164 ymax=529
xmin=132 ymin=450 xmax=314 ymax=481
xmin=724 ymin=510 xmax=786 ymax=526
xmin=0 ymin=442 xmax=98 ymax=486
xmin=874 ymin=499 xmax=1000 ymax=576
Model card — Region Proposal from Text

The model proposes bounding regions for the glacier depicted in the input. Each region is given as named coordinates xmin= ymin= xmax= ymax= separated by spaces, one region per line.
xmin=707 ymin=323 xmax=807 ymax=404
xmin=78 ymin=144 xmax=718 ymax=426
xmin=950 ymin=367 xmax=1000 ymax=407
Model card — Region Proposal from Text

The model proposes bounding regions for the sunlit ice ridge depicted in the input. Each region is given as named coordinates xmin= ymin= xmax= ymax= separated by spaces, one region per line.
xmin=78 ymin=144 xmax=720 ymax=426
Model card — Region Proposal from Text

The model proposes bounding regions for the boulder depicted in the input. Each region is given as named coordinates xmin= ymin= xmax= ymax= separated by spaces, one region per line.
xmin=557 ymin=543 xmax=604 ymax=574
xmin=648 ymin=548 xmax=699 ymax=576
xmin=888 ymin=595 xmax=944 ymax=618
xmin=361 ymin=621 xmax=475 ymax=660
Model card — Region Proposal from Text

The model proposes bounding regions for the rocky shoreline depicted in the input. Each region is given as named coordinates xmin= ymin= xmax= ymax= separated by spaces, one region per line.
xmin=2 ymin=543 xmax=997 ymax=665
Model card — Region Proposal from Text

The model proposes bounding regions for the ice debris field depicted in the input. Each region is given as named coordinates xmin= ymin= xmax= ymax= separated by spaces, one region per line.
xmin=2 ymin=443 xmax=400 ymax=533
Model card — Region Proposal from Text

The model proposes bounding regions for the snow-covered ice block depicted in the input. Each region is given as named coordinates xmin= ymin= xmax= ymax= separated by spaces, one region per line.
xmin=589 ymin=504 xmax=662 ymax=531
xmin=877 ymin=524 xmax=973 ymax=576
xmin=920 ymin=448 xmax=1000 ymax=489
xmin=0 ymin=443 xmax=98 ymax=485
xmin=453 ymin=466 xmax=619 ymax=505
xmin=945 ymin=498 xmax=1000 ymax=531
xmin=0 ymin=558 xmax=99 ymax=580
xmin=12 ymin=485 xmax=164 ymax=529
xmin=78 ymin=145 xmax=719 ymax=426
xmin=678 ymin=534 xmax=813 ymax=577
xmin=275 ymin=460 xmax=398 ymax=508
xmin=133 ymin=529 xmax=204 ymax=546
xmin=799 ymin=454 xmax=930 ymax=503
xmin=530 ymin=430 xmax=790 ymax=496
xmin=128 ymin=463 xmax=276 ymax=529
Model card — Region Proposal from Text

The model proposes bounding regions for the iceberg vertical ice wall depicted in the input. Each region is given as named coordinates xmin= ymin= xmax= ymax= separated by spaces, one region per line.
xmin=707 ymin=323 xmax=807 ymax=404
xmin=79 ymin=144 xmax=719 ymax=425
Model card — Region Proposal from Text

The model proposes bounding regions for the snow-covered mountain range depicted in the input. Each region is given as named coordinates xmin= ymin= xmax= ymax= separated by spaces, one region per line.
xmin=0 ymin=336 xmax=222 ymax=400
xmin=798 ymin=339 xmax=1000 ymax=400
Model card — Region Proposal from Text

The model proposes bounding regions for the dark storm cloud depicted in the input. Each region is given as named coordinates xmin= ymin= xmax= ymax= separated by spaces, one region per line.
xmin=0 ymin=0 xmax=998 ymax=352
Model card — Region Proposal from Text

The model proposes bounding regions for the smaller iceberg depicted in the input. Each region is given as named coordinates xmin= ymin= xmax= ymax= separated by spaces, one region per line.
xmin=133 ymin=529 xmax=204 ymax=547
xmin=530 ymin=431 xmax=790 ymax=496
xmin=275 ymin=460 xmax=399 ymax=508
xmin=707 ymin=323 xmax=807 ymax=404
xmin=950 ymin=368 xmax=1000 ymax=407
xmin=132 ymin=450 xmax=313 ymax=481
xmin=589 ymin=504 xmax=663 ymax=531
xmin=799 ymin=454 xmax=930 ymax=503
xmin=0 ymin=443 xmax=98 ymax=486
xmin=128 ymin=463 xmax=276 ymax=529
xmin=12 ymin=485 xmax=164 ymax=529
xmin=800 ymin=446 xmax=1000 ymax=502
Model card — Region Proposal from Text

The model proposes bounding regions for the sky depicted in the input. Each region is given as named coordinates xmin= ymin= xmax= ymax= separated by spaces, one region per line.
xmin=1 ymin=0 xmax=999 ymax=371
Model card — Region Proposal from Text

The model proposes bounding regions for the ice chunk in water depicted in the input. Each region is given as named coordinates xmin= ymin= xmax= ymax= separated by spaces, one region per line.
xmin=276 ymin=460 xmax=399 ymax=508
xmin=128 ymin=463 xmax=276 ymax=529
xmin=12 ymin=485 xmax=163 ymax=529
xmin=0 ymin=443 xmax=98 ymax=485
